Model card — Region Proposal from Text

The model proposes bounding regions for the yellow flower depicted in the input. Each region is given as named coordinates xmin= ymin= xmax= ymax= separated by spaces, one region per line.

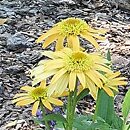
xmin=102 ymin=71 xmax=127 ymax=97
xmin=12 ymin=81 xmax=63 ymax=116
xmin=36 ymin=17 xmax=106 ymax=51
xmin=31 ymin=48 xmax=112 ymax=96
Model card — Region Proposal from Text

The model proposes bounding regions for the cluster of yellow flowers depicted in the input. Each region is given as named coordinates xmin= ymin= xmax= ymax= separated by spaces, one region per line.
xmin=13 ymin=18 xmax=127 ymax=116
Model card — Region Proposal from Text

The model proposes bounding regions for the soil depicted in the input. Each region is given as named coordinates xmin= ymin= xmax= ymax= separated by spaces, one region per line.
xmin=0 ymin=0 xmax=130 ymax=129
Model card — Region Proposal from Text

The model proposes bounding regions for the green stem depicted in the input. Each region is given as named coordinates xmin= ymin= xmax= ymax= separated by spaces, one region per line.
xmin=40 ymin=101 xmax=50 ymax=130
xmin=66 ymin=85 xmax=78 ymax=130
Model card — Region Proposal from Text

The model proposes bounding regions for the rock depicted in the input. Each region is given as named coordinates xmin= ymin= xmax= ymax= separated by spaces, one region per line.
xmin=0 ymin=82 xmax=4 ymax=94
xmin=52 ymin=0 xmax=76 ymax=5
xmin=6 ymin=33 xmax=33 ymax=52
xmin=17 ymin=50 xmax=43 ymax=64
xmin=108 ymin=0 xmax=130 ymax=10
xmin=6 ymin=65 xmax=25 ymax=74
xmin=112 ymin=54 xmax=130 ymax=69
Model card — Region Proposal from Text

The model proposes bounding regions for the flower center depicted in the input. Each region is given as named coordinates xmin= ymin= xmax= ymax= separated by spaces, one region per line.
xmin=65 ymin=52 xmax=94 ymax=72
xmin=58 ymin=18 xmax=87 ymax=36
xmin=30 ymin=87 xmax=47 ymax=100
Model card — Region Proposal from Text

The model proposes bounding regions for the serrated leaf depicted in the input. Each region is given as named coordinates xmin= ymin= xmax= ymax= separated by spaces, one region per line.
xmin=76 ymin=88 xmax=89 ymax=102
xmin=122 ymin=89 xmax=130 ymax=121
xmin=43 ymin=113 xmax=67 ymax=123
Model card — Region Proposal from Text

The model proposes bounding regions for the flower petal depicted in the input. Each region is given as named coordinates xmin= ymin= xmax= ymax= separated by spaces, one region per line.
xmin=36 ymin=26 xmax=59 ymax=43
xmin=67 ymin=36 xmax=73 ymax=48
xmin=32 ymin=101 xmax=39 ymax=116
xmin=77 ymin=72 xmax=86 ymax=88
xmin=80 ymin=32 xmax=99 ymax=49
xmin=42 ymin=99 xmax=53 ymax=111
xmin=86 ymin=70 xmax=103 ymax=88
xmin=16 ymin=98 xmax=34 ymax=106
xmin=12 ymin=96 xmax=30 ymax=103
xmin=86 ymin=77 xmax=97 ymax=99
xmin=40 ymin=80 xmax=46 ymax=88
xmin=56 ymin=35 xmax=65 ymax=51
xmin=71 ymin=35 xmax=80 ymax=51
xmin=69 ymin=72 xmax=77 ymax=91
xmin=20 ymin=86 xmax=35 ymax=92
xmin=55 ymin=73 xmax=69 ymax=94
xmin=48 ymin=97 xmax=63 ymax=106
xmin=42 ymin=33 xmax=59 ymax=48
xmin=95 ymin=64 xmax=112 ymax=73
xmin=51 ymin=68 xmax=67 ymax=84
xmin=102 ymin=87 xmax=114 ymax=97
xmin=32 ymin=69 xmax=58 ymax=86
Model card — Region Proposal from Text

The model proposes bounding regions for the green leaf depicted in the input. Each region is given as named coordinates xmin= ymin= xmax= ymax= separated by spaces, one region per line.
xmin=54 ymin=121 xmax=65 ymax=130
xmin=73 ymin=114 xmax=117 ymax=130
xmin=94 ymin=89 xmax=115 ymax=125
xmin=122 ymin=89 xmax=130 ymax=121
xmin=76 ymin=88 xmax=89 ymax=102
xmin=111 ymin=113 xmax=123 ymax=130
xmin=43 ymin=113 xmax=67 ymax=123
xmin=107 ymin=49 xmax=111 ymax=61
xmin=122 ymin=124 xmax=130 ymax=130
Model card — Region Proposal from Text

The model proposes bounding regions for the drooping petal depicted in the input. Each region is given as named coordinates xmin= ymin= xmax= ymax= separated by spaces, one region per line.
xmin=43 ymin=59 xmax=65 ymax=71
xmin=42 ymin=99 xmax=53 ymax=111
xmin=107 ymin=71 xmax=121 ymax=79
xmin=48 ymin=97 xmax=63 ymax=106
xmin=56 ymin=35 xmax=65 ymax=51
xmin=51 ymin=68 xmax=67 ymax=84
xmin=42 ymin=33 xmax=59 ymax=48
xmin=109 ymin=81 xmax=127 ymax=86
xmin=86 ymin=27 xmax=107 ymax=34
xmin=47 ymin=84 xmax=58 ymax=96
xmin=12 ymin=96 xmax=30 ymax=103
xmin=41 ymin=51 xmax=58 ymax=59
xmin=88 ymin=32 xmax=106 ymax=40
xmin=32 ymin=69 xmax=58 ymax=86
xmin=30 ymin=65 xmax=44 ymax=77
xmin=93 ymin=70 xmax=107 ymax=82
xmin=36 ymin=26 xmax=59 ymax=43
xmin=86 ymin=77 xmax=97 ymax=99
xmin=67 ymin=35 xmax=73 ymax=48
xmin=40 ymin=80 xmax=46 ymax=88
xmin=13 ymin=93 xmax=28 ymax=98
xmin=80 ymin=32 xmax=100 ymax=49
xmin=77 ymin=72 xmax=86 ymax=88
xmin=102 ymin=87 xmax=114 ymax=97
xmin=20 ymin=86 xmax=35 ymax=92
xmin=16 ymin=98 xmax=34 ymax=106
xmin=55 ymin=73 xmax=69 ymax=95
xmin=71 ymin=35 xmax=80 ymax=51
xmin=32 ymin=101 xmax=39 ymax=116
xmin=95 ymin=64 xmax=112 ymax=73
xmin=109 ymin=86 xmax=118 ymax=92
xmin=69 ymin=72 xmax=77 ymax=91
xmin=86 ymin=70 xmax=103 ymax=88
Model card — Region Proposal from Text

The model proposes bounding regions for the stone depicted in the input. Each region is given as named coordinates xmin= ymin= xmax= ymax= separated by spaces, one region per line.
xmin=0 ymin=82 xmax=4 ymax=94
xmin=7 ymin=33 xmax=32 ymax=52
xmin=6 ymin=65 xmax=25 ymax=74
xmin=17 ymin=50 xmax=43 ymax=64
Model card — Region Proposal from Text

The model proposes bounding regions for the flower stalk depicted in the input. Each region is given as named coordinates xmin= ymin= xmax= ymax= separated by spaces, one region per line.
xmin=40 ymin=100 xmax=50 ymax=130
xmin=66 ymin=81 xmax=78 ymax=130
